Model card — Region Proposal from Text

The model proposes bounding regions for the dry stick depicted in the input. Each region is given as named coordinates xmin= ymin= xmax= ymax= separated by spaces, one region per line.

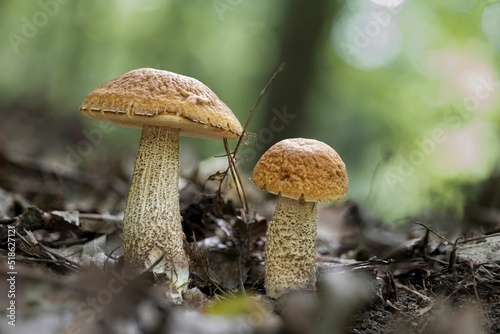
xmin=219 ymin=63 xmax=286 ymax=213
xmin=223 ymin=63 xmax=285 ymax=294
xmin=104 ymin=244 xmax=122 ymax=273
xmin=224 ymin=138 xmax=248 ymax=214
xmin=223 ymin=138 xmax=248 ymax=297
xmin=385 ymin=299 xmax=402 ymax=313
xmin=457 ymin=234 xmax=499 ymax=244
xmin=413 ymin=221 xmax=452 ymax=245
xmin=396 ymin=283 xmax=432 ymax=303
xmin=233 ymin=62 xmax=286 ymax=157
xmin=469 ymin=261 xmax=482 ymax=309
xmin=16 ymin=228 xmax=81 ymax=270
xmin=193 ymin=241 xmax=224 ymax=292
xmin=190 ymin=233 xmax=226 ymax=294
xmin=448 ymin=237 xmax=462 ymax=285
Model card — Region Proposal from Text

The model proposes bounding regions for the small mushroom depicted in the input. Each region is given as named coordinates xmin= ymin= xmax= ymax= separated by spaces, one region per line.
xmin=252 ymin=138 xmax=348 ymax=299
xmin=80 ymin=68 xmax=242 ymax=302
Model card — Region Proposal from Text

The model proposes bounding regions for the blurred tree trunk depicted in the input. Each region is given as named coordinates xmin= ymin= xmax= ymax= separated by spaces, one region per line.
xmin=260 ymin=0 xmax=340 ymax=152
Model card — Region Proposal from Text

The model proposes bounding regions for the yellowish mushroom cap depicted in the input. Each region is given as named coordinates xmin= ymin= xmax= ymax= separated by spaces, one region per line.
xmin=80 ymin=68 xmax=242 ymax=140
xmin=252 ymin=138 xmax=348 ymax=202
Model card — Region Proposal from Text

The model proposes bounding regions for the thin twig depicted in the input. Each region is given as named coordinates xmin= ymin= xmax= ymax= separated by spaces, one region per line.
xmin=469 ymin=261 xmax=482 ymax=309
xmin=396 ymin=283 xmax=432 ymax=303
xmin=237 ymin=255 xmax=247 ymax=297
xmin=385 ymin=299 xmax=402 ymax=312
xmin=416 ymin=303 xmax=434 ymax=317
xmin=218 ymin=63 xmax=285 ymax=212
xmin=413 ymin=221 xmax=452 ymax=245
xmin=449 ymin=237 xmax=462 ymax=278
xmin=237 ymin=210 xmax=249 ymax=297
xmin=233 ymin=62 xmax=285 ymax=158
xmin=223 ymin=138 xmax=248 ymax=214
xmin=140 ymin=253 xmax=165 ymax=276
xmin=37 ymin=243 xmax=81 ymax=270
xmin=192 ymin=235 xmax=226 ymax=294
xmin=458 ymin=233 xmax=500 ymax=244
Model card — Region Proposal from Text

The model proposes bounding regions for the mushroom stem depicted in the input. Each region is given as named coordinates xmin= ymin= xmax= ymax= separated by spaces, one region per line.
xmin=265 ymin=195 xmax=317 ymax=299
xmin=123 ymin=125 xmax=189 ymax=301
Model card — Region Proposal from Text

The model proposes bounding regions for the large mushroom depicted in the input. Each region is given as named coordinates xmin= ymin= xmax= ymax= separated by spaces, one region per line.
xmin=80 ymin=68 xmax=242 ymax=302
xmin=252 ymin=138 xmax=348 ymax=299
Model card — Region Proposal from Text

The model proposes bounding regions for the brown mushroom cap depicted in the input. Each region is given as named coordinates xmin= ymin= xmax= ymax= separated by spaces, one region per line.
xmin=80 ymin=68 xmax=242 ymax=140
xmin=252 ymin=138 xmax=348 ymax=202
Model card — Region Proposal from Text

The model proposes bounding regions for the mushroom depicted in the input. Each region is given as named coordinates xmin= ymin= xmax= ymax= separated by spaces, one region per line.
xmin=80 ymin=68 xmax=242 ymax=302
xmin=252 ymin=138 xmax=348 ymax=299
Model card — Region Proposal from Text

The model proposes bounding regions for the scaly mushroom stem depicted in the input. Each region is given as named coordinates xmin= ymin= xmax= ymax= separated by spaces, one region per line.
xmin=123 ymin=125 xmax=189 ymax=302
xmin=265 ymin=195 xmax=318 ymax=299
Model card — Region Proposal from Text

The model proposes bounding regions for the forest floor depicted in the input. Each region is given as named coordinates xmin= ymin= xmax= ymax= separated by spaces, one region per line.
xmin=0 ymin=103 xmax=499 ymax=334
xmin=0 ymin=146 xmax=499 ymax=334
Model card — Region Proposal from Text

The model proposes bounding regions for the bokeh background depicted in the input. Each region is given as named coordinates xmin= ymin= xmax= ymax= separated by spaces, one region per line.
xmin=0 ymin=0 xmax=499 ymax=224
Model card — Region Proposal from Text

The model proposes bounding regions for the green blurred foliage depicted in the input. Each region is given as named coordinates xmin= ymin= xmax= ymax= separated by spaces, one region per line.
xmin=324 ymin=0 xmax=500 ymax=221
xmin=0 ymin=0 xmax=498 ymax=223
xmin=0 ymin=0 xmax=280 ymax=151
